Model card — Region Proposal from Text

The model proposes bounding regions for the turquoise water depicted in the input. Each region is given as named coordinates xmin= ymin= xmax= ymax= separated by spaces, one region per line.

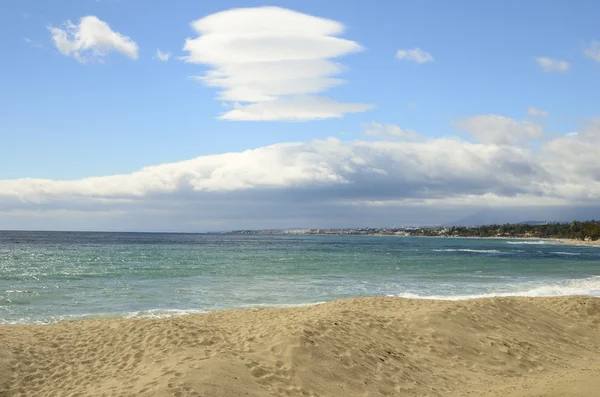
xmin=1 ymin=231 xmax=599 ymax=324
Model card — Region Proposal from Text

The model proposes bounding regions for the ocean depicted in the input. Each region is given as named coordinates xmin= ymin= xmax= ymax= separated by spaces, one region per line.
xmin=1 ymin=231 xmax=599 ymax=324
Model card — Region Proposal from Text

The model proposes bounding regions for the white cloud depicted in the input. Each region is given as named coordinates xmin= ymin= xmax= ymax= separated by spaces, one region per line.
xmin=458 ymin=114 xmax=544 ymax=145
xmin=155 ymin=48 xmax=171 ymax=61
xmin=182 ymin=6 xmax=371 ymax=121
xmin=527 ymin=107 xmax=549 ymax=117
xmin=395 ymin=48 xmax=433 ymax=63
xmin=220 ymin=97 xmax=373 ymax=121
xmin=4 ymin=117 xmax=600 ymax=230
xmin=535 ymin=57 xmax=570 ymax=72
xmin=584 ymin=41 xmax=600 ymax=63
xmin=49 ymin=16 xmax=139 ymax=62
xmin=362 ymin=122 xmax=419 ymax=140
xmin=1 ymin=117 xmax=599 ymax=206
xmin=539 ymin=121 xmax=600 ymax=201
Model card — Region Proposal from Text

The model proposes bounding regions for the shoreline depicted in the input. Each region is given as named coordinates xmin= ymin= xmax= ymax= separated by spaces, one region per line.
xmin=3 ymin=293 xmax=599 ymax=326
xmin=546 ymin=237 xmax=600 ymax=247
xmin=2 ymin=296 xmax=599 ymax=396
xmin=239 ymin=231 xmax=600 ymax=246
xmin=6 ymin=279 xmax=600 ymax=326
xmin=371 ymin=234 xmax=600 ymax=246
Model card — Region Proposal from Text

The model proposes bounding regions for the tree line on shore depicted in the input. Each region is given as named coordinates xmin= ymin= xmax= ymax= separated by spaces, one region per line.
xmin=417 ymin=221 xmax=600 ymax=241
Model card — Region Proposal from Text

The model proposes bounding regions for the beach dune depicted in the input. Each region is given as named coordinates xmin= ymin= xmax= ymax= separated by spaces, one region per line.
xmin=2 ymin=296 xmax=600 ymax=397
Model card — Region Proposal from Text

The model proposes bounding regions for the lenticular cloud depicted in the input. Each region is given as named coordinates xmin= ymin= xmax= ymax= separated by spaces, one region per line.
xmin=182 ymin=7 xmax=372 ymax=121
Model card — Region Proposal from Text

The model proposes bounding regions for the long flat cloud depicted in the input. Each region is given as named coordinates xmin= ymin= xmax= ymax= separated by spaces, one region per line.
xmin=2 ymin=117 xmax=599 ymax=228
xmin=182 ymin=6 xmax=372 ymax=121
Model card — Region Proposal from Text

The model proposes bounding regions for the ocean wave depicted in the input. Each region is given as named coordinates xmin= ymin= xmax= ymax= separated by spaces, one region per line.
xmin=392 ymin=276 xmax=600 ymax=300
xmin=506 ymin=240 xmax=548 ymax=245
xmin=432 ymin=249 xmax=501 ymax=253
xmin=240 ymin=302 xmax=327 ymax=310
xmin=0 ymin=308 xmax=210 ymax=325
xmin=0 ymin=303 xmax=330 ymax=325
xmin=122 ymin=308 xmax=209 ymax=319
xmin=551 ymin=252 xmax=581 ymax=256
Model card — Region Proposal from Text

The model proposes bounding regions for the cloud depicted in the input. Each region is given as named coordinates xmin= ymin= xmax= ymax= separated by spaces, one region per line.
xmin=395 ymin=48 xmax=433 ymax=63
xmin=362 ymin=122 xmax=419 ymax=140
xmin=49 ymin=16 xmax=139 ymax=62
xmin=155 ymin=48 xmax=171 ymax=61
xmin=2 ymin=116 xmax=600 ymax=231
xmin=535 ymin=57 xmax=570 ymax=72
xmin=527 ymin=107 xmax=549 ymax=117
xmin=24 ymin=37 xmax=43 ymax=49
xmin=458 ymin=114 xmax=544 ymax=145
xmin=540 ymin=119 xmax=600 ymax=187
xmin=0 ymin=115 xmax=600 ymax=231
xmin=219 ymin=97 xmax=373 ymax=121
xmin=182 ymin=6 xmax=371 ymax=121
xmin=1 ymin=137 xmax=539 ymax=202
xmin=584 ymin=41 xmax=600 ymax=63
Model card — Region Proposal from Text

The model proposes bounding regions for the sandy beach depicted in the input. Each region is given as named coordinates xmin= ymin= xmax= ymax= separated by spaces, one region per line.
xmin=548 ymin=238 xmax=600 ymax=247
xmin=1 ymin=296 xmax=599 ymax=397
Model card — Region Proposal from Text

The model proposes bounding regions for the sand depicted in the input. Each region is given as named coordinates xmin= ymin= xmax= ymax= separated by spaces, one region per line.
xmin=549 ymin=238 xmax=600 ymax=247
xmin=1 ymin=297 xmax=600 ymax=397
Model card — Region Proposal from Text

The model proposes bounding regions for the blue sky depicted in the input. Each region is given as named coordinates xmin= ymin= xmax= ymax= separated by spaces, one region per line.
xmin=1 ymin=0 xmax=600 ymax=230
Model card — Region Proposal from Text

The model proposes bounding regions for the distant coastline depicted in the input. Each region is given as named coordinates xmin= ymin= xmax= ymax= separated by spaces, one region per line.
xmin=224 ymin=221 xmax=600 ymax=246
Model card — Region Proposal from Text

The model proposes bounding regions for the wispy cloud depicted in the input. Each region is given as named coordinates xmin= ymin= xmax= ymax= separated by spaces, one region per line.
xmin=220 ymin=97 xmax=373 ymax=121
xmin=396 ymin=48 xmax=434 ymax=63
xmin=362 ymin=122 xmax=419 ymax=140
xmin=584 ymin=41 xmax=600 ymax=63
xmin=536 ymin=57 xmax=570 ymax=72
xmin=48 ymin=16 xmax=139 ymax=62
xmin=155 ymin=48 xmax=171 ymax=61
xmin=24 ymin=37 xmax=43 ymax=49
xmin=458 ymin=114 xmax=544 ymax=145
xmin=182 ymin=6 xmax=372 ymax=121
xmin=527 ymin=107 xmax=549 ymax=117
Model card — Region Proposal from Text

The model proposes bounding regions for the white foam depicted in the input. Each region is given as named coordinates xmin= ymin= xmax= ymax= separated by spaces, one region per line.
xmin=0 ymin=308 xmax=209 ymax=325
xmin=0 ymin=303 xmax=330 ymax=325
xmin=240 ymin=301 xmax=326 ymax=310
xmin=393 ymin=276 xmax=600 ymax=301
xmin=122 ymin=308 xmax=208 ymax=319
xmin=551 ymin=252 xmax=581 ymax=256
xmin=432 ymin=249 xmax=501 ymax=253
xmin=506 ymin=240 xmax=548 ymax=245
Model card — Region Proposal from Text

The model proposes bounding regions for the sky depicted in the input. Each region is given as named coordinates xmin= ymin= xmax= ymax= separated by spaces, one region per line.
xmin=1 ymin=0 xmax=600 ymax=231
